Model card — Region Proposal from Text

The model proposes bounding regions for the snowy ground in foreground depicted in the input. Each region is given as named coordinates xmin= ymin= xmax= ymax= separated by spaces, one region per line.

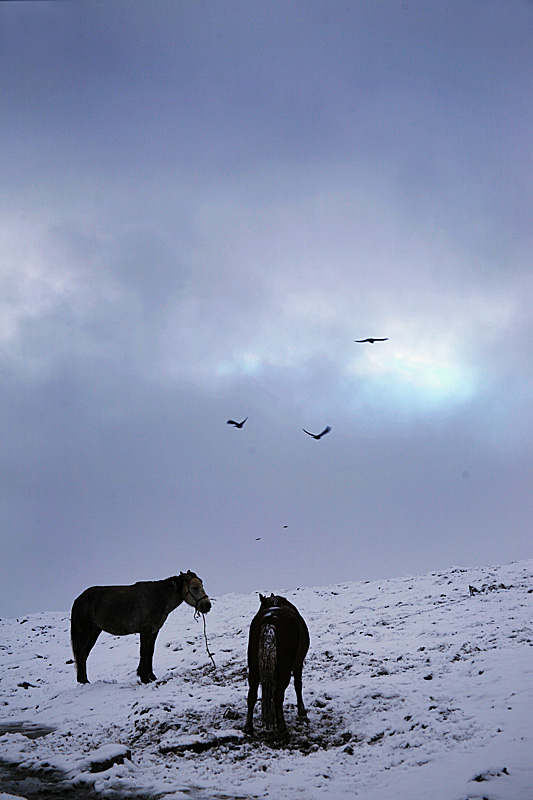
xmin=1 ymin=559 xmax=532 ymax=800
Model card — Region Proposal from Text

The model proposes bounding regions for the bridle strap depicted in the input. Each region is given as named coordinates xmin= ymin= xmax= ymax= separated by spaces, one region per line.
xmin=182 ymin=579 xmax=209 ymax=610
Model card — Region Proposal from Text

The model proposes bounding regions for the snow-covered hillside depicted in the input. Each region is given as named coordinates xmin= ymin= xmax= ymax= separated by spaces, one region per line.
xmin=1 ymin=559 xmax=532 ymax=800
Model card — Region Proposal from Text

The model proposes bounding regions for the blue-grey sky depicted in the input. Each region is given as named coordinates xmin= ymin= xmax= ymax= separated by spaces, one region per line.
xmin=1 ymin=0 xmax=531 ymax=618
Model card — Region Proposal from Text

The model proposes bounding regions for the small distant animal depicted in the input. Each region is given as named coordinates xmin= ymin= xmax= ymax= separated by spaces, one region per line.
xmin=354 ymin=337 xmax=388 ymax=344
xmin=245 ymin=593 xmax=309 ymax=737
xmin=70 ymin=571 xmax=211 ymax=684
xmin=303 ymin=426 xmax=331 ymax=440
xmin=227 ymin=417 xmax=248 ymax=428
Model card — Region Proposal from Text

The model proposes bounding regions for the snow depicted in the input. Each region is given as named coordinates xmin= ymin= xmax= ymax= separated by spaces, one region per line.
xmin=1 ymin=560 xmax=532 ymax=799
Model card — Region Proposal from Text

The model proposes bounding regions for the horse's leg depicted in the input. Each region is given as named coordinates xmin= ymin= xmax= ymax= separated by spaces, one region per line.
xmin=72 ymin=624 xmax=101 ymax=684
xmin=244 ymin=667 xmax=259 ymax=735
xmin=274 ymin=684 xmax=287 ymax=735
xmin=138 ymin=629 xmax=158 ymax=683
xmin=293 ymin=665 xmax=307 ymax=719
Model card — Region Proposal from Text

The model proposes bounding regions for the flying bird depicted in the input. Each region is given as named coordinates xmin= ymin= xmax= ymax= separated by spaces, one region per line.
xmin=227 ymin=417 xmax=248 ymax=428
xmin=354 ymin=337 xmax=388 ymax=344
xmin=302 ymin=426 xmax=332 ymax=440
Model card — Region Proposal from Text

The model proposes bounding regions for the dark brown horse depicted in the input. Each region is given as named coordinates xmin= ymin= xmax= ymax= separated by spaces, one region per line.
xmin=245 ymin=593 xmax=310 ymax=736
xmin=70 ymin=571 xmax=211 ymax=684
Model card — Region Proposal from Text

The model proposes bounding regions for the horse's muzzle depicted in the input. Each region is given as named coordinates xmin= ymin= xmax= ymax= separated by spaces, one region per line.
xmin=198 ymin=597 xmax=212 ymax=614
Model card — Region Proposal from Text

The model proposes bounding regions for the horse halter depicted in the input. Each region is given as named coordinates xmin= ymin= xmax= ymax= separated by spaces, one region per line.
xmin=182 ymin=574 xmax=209 ymax=614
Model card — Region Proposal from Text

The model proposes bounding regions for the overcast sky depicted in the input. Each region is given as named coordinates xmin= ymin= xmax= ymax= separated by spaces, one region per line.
xmin=1 ymin=0 xmax=531 ymax=618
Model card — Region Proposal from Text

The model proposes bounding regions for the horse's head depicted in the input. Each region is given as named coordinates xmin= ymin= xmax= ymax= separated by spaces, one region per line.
xmin=260 ymin=592 xmax=281 ymax=608
xmin=259 ymin=593 xmax=297 ymax=612
xmin=180 ymin=571 xmax=211 ymax=614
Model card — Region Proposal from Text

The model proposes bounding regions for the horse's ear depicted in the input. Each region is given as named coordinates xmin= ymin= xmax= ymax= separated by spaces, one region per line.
xmin=259 ymin=593 xmax=266 ymax=603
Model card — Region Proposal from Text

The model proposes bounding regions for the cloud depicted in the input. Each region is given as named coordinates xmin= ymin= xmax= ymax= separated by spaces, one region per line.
xmin=1 ymin=0 xmax=531 ymax=617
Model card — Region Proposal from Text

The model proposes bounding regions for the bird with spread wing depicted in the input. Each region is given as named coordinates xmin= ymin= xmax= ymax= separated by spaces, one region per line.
xmin=302 ymin=426 xmax=332 ymax=440
xmin=227 ymin=417 xmax=248 ymax=428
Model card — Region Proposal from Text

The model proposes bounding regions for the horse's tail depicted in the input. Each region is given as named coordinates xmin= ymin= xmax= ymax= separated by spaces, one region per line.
xmin=259 ymin=623 xmax=277 ymax=732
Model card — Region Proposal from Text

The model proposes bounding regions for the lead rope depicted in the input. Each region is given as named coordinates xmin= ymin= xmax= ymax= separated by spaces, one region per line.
xmin=194 ymin=608 xmax=216 ymax=669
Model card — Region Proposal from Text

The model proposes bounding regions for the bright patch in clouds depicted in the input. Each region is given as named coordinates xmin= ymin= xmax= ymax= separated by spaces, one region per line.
xmin=211 ymin=289 xmax=514 ymax=415
xmin=216 ymin=351 xmax=262 ymax=376
xmin=349 ymin=344 xmax=478 ymax=411
xmin=344 ymin=294 xmax=516 ymax=412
